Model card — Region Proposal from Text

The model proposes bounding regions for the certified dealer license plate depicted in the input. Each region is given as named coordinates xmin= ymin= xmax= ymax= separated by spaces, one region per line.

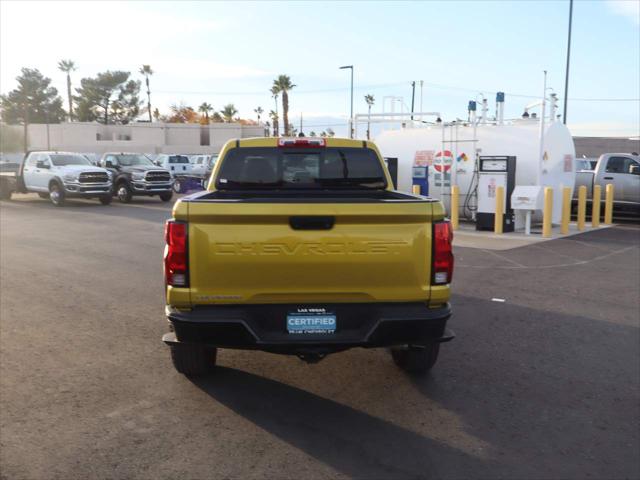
xmin=287 ymin=308 xmax=336 ymax=334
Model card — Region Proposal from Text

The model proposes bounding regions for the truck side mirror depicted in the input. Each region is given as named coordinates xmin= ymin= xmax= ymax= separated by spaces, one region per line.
xmin=105 ymin=160 xmax=116 ymax=168
xmin=630 ymin=165 xmax=640 ymax=175
xmin=36 ymin=160 xmax=50 ymax=169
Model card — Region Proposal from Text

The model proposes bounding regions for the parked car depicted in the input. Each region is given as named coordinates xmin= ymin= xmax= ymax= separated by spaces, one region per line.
xmin=162 ymin=137 xmax=454 ymax=377
xmin=154 ymin=154 xmax=200 ymax=193
xmin=1 ymin=151 xmax=112 ymax=206
xmin=154 ymin=154 xmax=194 ymax=176
xmin=98 ymin=152 xmax=173 ymax=203
xmin=574 ymin=153 xmax=640 ymax=214
xmin=190 ymin=154 xmax=219 ymax=188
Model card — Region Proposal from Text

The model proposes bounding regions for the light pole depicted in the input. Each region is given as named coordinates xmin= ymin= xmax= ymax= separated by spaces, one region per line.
xmin=563 ymin=0 xmax=573 ymax=124
xmin=340 ymin=65 xmax=354 ymax=138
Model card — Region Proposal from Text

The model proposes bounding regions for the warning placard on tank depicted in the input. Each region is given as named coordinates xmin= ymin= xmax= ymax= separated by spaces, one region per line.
xmin=414 ymin=150 xmax=434 ymax=167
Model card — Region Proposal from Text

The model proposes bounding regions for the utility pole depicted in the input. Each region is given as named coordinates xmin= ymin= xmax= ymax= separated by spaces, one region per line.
xmin=299 ymin=112 xmax=303 ymax=135
xmin=340 ymin=65 xmax=354 ymax=138
xmin=563 ymin=0 xmax=573 ymax=124
xmin=410 ymin=81 xmax=416 ymax=121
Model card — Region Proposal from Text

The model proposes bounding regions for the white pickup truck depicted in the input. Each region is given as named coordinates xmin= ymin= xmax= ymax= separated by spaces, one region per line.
xmin=574 ymin=153 xmax=640 ymax=214
xmin=10 ymin=151 xmax=113 ymax=206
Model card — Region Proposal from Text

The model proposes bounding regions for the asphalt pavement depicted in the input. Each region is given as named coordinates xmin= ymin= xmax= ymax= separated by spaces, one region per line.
xmin=1 ymin=194 xmax=639 ymax=480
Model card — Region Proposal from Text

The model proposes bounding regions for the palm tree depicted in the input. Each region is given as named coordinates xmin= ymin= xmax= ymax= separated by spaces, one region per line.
xmin=57 ymin=59 xmax=76 ymax=121
xmin=221 ymin=104 xmax=238 ymax=123
xmin=309 ymin=131 xmax=316 ymax=137
xmin=271 ymin=75 xmax=295 ymax=136
xmin=254 ymin=106 xmax=264 ymax=123
xmin=139 ymin=65 xmax=154 ymax=122
xmin=198 ymin=102 xmax=213 ymax=124
xmin=270 ymin=86 xmax=279 ymax=134
xmin=269 ymin=110 xmax=279 ymax=136
xmin=153 ymin=108 xmax=160 ymax=121
xmin=364 ymin=94 xmax=375 ymax=140
xmin=326 ymin=128 xmax=335 ymax=138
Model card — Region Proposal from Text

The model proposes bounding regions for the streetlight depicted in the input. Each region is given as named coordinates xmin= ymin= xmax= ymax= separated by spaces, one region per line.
xmin=339 ymin=65 xmax=353 ymax=138
xmin=562 ymin=0 xmax=574 ymax=124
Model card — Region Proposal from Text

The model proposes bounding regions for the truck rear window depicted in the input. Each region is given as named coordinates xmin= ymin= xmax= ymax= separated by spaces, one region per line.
xmin=169 ymin=156 xmax=190 ymax=164
xmin=216 ymin=147 xmax=387 ymax=190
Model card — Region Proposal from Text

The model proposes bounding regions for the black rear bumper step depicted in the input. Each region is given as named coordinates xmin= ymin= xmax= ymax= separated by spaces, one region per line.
xmin=163 ymin=302 xmax=452 ymax=353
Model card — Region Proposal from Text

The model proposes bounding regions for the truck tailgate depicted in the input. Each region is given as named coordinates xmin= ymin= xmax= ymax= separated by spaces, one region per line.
xmin=185 ymin=201 xmax=435 ymax=305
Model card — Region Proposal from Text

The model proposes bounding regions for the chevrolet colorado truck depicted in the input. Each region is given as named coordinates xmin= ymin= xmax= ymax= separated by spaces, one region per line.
xmin=98 ymin=153 xmax=173 ymax=203
xmin=7 ymin=151 xmax=113 ymax=206
xmin=162 ymin=137 xmax=454 ymax=376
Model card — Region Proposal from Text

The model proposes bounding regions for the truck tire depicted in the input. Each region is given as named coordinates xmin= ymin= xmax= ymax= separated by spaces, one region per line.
xmin=49 ymin=182 xmax=66 ymax=207
xmin=172 ymin=179 xmax=182 ymax=194
xmin=38 ymin=192 xmax=49 ymax=199
xmin=159 ymin=191 xmax=173 ymax=202
xmin=116 ymin=182 xmax=132 ymax=203
xmin=170 ymin=344 xmax=217 ymax=376
xmin=99 ymin=194 xmax=112 ymax=205
xmin=391 ymin=342 xmax=440 ymax=375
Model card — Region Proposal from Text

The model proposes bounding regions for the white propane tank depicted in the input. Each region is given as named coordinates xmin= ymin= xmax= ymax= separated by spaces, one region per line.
xmin=375 ymin=119 xmax=576 ymax=224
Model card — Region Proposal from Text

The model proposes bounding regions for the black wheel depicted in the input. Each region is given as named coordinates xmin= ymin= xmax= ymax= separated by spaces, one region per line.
xmin=49 ymin=182 xmax=65 ymax=207
xmin=391 ymin=342 xmax=440 ymax=375
xmin=172 ymin=179 xmax=182 ymax=193
xmin=38 ymin=192 xmax=49 ymax=199
xmin=99 ymin=194 xmax=112 ymax=205
xmin=116 ymin=182 xmax=132 ymax=203
xmin=170 ymin=344 xmax=217 ymax=376
xmin=159 ymin=191 xmax=173 ymax=202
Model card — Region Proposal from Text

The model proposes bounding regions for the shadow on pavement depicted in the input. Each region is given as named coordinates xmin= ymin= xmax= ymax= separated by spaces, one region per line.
xmin=192 ymin=367 xmax=495 ymax=479
xmin=414 ymin=294 xmax=640 ymax=479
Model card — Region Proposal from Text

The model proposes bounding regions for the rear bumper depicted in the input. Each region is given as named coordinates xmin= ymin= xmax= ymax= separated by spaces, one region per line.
xmin=163 ymin=302 xmax=453 ymax=354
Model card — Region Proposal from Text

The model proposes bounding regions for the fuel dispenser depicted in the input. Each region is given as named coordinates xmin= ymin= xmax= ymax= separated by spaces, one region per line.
xmin=412 ymin=164 xmax=428 ymax=195
xmin=476 ymin=156 xmax=516 ymax=232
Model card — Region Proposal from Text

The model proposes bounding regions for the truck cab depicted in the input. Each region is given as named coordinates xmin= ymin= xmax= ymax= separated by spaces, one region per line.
xmin=18 ymin=151 xmax=113 ymax=206
xmin=162 ymin=137 xmax=454 ymax=377
xmin=99 ymin=152 xmax=174 ymax=203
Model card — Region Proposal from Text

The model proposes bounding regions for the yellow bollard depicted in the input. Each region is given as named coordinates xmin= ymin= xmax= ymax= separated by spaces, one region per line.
xmin=604 ymin=184 xmax=614 ymax=224
xmin=494 ymin=185 xmax=504 ymax=234
xmin=451 ymin=185 xmax=459 ymax=230
xmin=592 ymin=185 xmax=601 ymax=228
xmin=577 ymin=185 xmax=587 ymax=231
xmin=542 ymin=187 xmax=553 ymax=238
xmin=412 ymin=185 xmax=421 ymax=195
xmin=561 ymin=187 xmax=571 ymax=235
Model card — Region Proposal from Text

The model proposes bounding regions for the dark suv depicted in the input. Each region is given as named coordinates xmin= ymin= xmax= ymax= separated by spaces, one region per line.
xmin=99 ymin=153 xmax=174 ymax=203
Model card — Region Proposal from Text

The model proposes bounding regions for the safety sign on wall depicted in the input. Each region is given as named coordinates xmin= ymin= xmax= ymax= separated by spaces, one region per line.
xmin=433 ymin=150 xmax=454 ymax=187
xmin=563 ymin=154 xmax=573 ymax=173
xmin=414 ymin=150 xmax=434 ymax=167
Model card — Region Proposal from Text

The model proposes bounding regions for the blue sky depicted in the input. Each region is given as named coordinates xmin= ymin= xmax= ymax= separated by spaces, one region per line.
xmin=1 ymin=0 xmax=638 ymax=137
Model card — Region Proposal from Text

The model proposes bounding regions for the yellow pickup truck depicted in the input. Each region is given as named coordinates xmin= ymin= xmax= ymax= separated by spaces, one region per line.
xmin=162 ymin=137 xmax=454 ymax=376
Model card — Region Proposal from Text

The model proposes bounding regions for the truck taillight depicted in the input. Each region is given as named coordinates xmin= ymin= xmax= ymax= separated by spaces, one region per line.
xmin=164 ymin=221 xmax=188 ymax=287
xmin=432 ymin=220 xmax=454 ymax=285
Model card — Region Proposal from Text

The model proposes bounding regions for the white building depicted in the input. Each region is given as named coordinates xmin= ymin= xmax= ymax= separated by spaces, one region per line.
xmin=3 ymin=122 xmax=266 ymax=155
